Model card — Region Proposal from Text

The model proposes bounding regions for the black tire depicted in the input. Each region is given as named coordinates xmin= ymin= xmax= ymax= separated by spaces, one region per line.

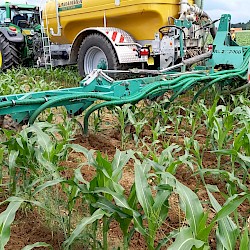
xmin=77 ymin=33 xmax=121 ymax=77
xmin=0 ymin=33 xmax=19 ymax=70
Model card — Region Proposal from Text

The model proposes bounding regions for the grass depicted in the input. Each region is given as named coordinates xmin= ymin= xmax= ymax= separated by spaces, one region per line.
xmin=236 ymin=30 xmax=250 ymax=46
xmin=0 ymin=66 xmax=81 ymax=96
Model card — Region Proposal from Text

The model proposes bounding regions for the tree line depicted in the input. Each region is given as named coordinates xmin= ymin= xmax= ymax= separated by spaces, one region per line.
xmin=232 ymin=20 xmax=250 ymax=30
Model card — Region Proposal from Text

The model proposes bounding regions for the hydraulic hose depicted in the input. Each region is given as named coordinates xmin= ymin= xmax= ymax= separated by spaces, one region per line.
xmin=3 ymin=46 xmax=250 ymax=133
xmin=28 ymin=93 xmax=121 ymax=124
xmin=83 ymin=74 xmax=205 ymax=133
xmin=83 ymin=47 xmax=250 ymax=133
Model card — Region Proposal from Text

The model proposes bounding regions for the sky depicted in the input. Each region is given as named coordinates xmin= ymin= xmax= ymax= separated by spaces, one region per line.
xmin=1 ymin=0 xmax=249 ymax=23
xmin=204 ymin=0 xmax=249 ymax=23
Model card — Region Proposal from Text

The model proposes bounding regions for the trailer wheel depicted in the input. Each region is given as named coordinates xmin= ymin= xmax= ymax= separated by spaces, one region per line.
xmin=78 ymin=33 xmax=121 ymax=76
xmin=0 ymin=33 xmax=19 ymax=71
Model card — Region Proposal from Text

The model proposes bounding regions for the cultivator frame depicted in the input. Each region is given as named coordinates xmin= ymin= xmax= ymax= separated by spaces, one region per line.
xmin=0 ymin=14 xmax=250 ymax=133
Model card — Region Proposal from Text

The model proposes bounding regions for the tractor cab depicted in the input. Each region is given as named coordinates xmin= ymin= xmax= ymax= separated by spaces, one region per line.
xmin=0 ymin=2 xmax=41 ymax=70
xmin=0 ymin=3 xmax=40 ymax=32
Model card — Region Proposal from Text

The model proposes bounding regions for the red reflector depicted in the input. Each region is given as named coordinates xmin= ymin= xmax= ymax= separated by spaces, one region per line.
xmin=140 ymin=49 xmax=149 ymax=56
xmin=208 ymin=44 xmax=213 ymax=51
xmin=9 ymin=26 xmax=16 ymax=32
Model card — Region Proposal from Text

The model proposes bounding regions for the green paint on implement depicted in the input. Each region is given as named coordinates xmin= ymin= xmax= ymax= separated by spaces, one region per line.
xmin=0 ymin=14 xmax=249 ymax=134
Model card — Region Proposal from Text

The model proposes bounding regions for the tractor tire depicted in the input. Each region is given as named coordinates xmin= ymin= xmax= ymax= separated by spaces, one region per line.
xmin=78 ymin=33 xmax=122 ymax=77
xmin=0 ymin=33 xmax=19 ymax=71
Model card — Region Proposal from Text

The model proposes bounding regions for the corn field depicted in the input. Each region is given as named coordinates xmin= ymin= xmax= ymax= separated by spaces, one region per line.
xmin=0 ymin=61 xmax=249 ymax=250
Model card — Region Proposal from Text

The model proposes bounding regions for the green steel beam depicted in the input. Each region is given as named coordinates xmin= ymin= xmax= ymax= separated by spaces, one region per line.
xmin=0 ymin=14 xmax=249 ymax=134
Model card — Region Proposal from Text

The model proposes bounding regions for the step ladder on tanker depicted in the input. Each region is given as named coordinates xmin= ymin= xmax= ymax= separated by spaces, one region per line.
xmin=39 ymin=1 xmax=52 ymax=69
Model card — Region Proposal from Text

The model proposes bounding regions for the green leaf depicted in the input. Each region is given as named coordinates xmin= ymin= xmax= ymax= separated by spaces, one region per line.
xmin=127 ymin=184 xmax=137 ymax=210
xmin=134 ymin=162 xmax=154 ymax=217
xmin=239 ymin=227 xmax=249 ymax=250
xmin=168 ymin=227 xmax=205 ymax=250
xmin=212 ymin=195 xmax=248 ymax=223
xmin=0 ymin=148 xmax=4 ymax=164
xmin=207 ymin=190 xmax=238 ymax=250
xmin=32 ymin=179 xmax=65 ymax=196
xmin=94 ymin=187 xmax=131 ymax=210
xmin=213 ymin=149 xmax=237 ymax=156
xmin=27 ymin=125 xmax=52 ymax=155
xmin=112 ymin=149 xmax=133 ymax=182
xmin=62 ymin=209 xmax=106 ymax=249
xmin=94 ymin=197 xmax=131 ymax=219
xmin=0 ymin=200 xmax=23 ymax=250
xmin=69 ymin=144 xmax=89 ymax=156
xmin=22 ymin=242 xmax=53 ymax=250
xmin=175 ymin=180 xmax=204 ymax=236
xmin=238 ymin=153 xmax=250 ymax=164
xmin=8 ymin=150 xmax=19 ymax=172
xmin=93 ymin=187 xmax=145 ymax=236
xmin=206 ymin=184 xmax=220 ymax=193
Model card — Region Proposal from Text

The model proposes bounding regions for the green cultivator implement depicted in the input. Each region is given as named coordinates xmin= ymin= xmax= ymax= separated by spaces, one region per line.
xmin=0 ymin=14 xmax=249 ymax=133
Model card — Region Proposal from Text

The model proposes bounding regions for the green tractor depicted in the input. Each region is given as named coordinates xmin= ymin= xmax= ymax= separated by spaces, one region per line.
xmin=0 ymin=2 xmax=41 ymax=70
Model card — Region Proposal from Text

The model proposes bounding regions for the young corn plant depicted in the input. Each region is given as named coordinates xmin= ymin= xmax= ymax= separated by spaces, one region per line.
xmin=146 ymin=143 xmax=193 ymax=175
xmin=0 ymin=195 xmax=54 ymax=250
xmin=127 ymin=108 xmax=148 ymax=147
xmin=158 ymin=172 xmax=249 ymax=250
xmin=63 ymin=146 xmax=134 ymax=250
xmin=0 ymin=121 xmax=76 ymax=197
xmin=133 ymin=160 xmax=172 ymax=250
xmin=112 ymin=104 xmax=132 ymax=149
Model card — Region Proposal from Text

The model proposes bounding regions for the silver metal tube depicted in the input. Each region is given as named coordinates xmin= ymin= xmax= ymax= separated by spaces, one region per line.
xmin=180 ymin=0 xmax=189 ymax=14
xmin=182 ymin=51 xmax=212 ymax=65
xmin=115 ymin=42 xmax=142 ymax=48
xmin=50 ymin=0 xmax=62 ymax=36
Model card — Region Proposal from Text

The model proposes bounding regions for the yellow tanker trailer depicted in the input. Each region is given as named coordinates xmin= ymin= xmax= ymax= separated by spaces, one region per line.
xmin=43 ymin=0 xmax=214 ymax=76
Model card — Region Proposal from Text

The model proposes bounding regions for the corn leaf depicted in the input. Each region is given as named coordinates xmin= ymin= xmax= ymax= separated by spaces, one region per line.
xmin=0 ymin=148 xmax=4 ymax=164
xmin=94 ymin=197 xmax=131 ymax=219
xmin=207 ymin=190 xmax=238 ymax=250
xmin=176 ymin=180 xmax=204 ymax=236
xmin=134 ymin=162 xmax=154 ymax=217
xmin=26 ymin=125 xmax=53 ymax=156
xmin=94 ymin=187 xmax=131 ymax=211
xmin=22 ymin=242 xmax=52 ymax=250
xmin=112 ymin=149 xmax=133 ymax=182
xmin=62 ymin=209 xmax=106 ymax=249
xmin=239 ymin=227 xmax=249 ymax=250
xmin=32 ymin=179 xmax=65 ymax=196
xmin=93 ymin=187 xmax=145 ymax=236
xmin=0 ymin=200 xmax=23 ymax=250
xmin=8 ymin=150 xmax=18 ymax=173
xmin=168 ymin=227 xmax=205 ymax=250
xmin=212 ymin=195 xmax=248 ymax=223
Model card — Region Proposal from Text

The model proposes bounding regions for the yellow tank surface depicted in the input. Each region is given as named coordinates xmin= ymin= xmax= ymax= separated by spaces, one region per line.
xmin=44 ymin=0 xmax=194 ymax=44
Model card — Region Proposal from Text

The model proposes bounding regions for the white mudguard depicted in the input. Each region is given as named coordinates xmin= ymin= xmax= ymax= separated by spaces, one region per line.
xmin=74 ymin=27 xmax=146 ymax=64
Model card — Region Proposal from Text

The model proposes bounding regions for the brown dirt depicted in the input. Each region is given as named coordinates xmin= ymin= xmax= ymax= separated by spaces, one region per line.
xmin=4 ymin=208 xmax=64 ymax=250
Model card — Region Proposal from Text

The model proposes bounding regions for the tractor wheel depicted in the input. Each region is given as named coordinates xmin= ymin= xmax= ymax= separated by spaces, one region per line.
xmin=78 ymin=33 xmax=121 ymax=77
xmin=0 ymin=33 xmax=19 ymax=71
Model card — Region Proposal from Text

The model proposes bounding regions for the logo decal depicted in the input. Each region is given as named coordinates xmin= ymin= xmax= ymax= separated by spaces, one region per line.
xmin=58 ymin=0 xmax=82 ymax=11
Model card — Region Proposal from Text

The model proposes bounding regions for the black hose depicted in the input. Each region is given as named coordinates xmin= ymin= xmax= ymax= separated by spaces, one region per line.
xmin=201 ymin=11 xmax=217 ymax=39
